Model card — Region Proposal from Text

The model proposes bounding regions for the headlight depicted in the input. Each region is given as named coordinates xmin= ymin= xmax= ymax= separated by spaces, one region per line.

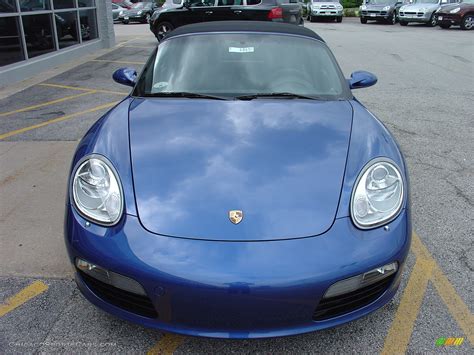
xmin=312 ymin=5 xmax=320 ymax=9
xmin=400 ymin=6 xmax=406 ymax=11
xmin=119 ymin=10 xmax=124 ymax=15
xmin=383 ymin=5 xmax=390 ymax=10
xmin=336 ymin=5 xmax=343 ymax=9
xmin=450 ymin=7 xmax=460 ymax=13
xmin=351 ymin=159 xmax=404 ymax=229
xmin=71 ymin=155 xmax=123 ymax=226
xmin=137 ymin=10 xmax=143 ymax=15
xmin=361 ymin=5 xmax=367 ymax=10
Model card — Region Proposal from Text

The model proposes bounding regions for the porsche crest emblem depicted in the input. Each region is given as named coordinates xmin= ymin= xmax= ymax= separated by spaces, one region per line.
xmin=228 ymin=210 xmax=243 ymax=225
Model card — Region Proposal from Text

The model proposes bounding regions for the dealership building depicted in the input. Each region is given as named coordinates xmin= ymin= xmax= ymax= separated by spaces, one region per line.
xmin=0 ymin=0 xmax=115 ymax=85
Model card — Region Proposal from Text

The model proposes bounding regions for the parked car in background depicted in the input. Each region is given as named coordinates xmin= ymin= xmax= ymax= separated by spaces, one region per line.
xmin=120 ymin=2 xmax=160 ymax=24
xmin=360 ymin=0 xmax=404 ymax=24
xmin=436 ymin=0 xmax=474 ymax=29
xmin=150 ymin=0 xmax=304 ymax=41
xmin=307 ymin=0 xmax=343 ymax=22
xmin=161 ymin=0 xmax=186 ymax=9
xmin=398 ymin=0 xmax=457 ymax=26
xmin=112 ymin=0 xmax=134 ymax=9
xmin=113 ymin=3 xmax=127 ymax=21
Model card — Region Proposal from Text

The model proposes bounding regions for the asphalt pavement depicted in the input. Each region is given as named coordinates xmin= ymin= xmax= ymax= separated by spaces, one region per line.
xmin=0 ymin=18 xmax=472 ymax=354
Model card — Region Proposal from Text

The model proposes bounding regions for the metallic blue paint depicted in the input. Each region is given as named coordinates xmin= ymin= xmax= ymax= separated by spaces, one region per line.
xmin=129 ymin=99 xmax=353 ymax=241
xmin=66 ymin=206 xmax=410 ymax=338
xmin=348 ymin=71 xmax=378 ymax=90
xmin=66 ymin=38 xmax=410 ymax=336
xmin=112 ymin=68 xmax=137 ymax=87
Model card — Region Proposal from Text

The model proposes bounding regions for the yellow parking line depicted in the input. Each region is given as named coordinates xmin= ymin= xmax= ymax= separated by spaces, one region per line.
xmin=147 ymin=334 xmax=186 ymax=355
xmin=38 ymin=83 xmax=127 ymax=96
xmin=0 ymin=101 xmax=118 ymax=140
xmin=382 ymin=232 xmax=474 ymax=353
xmin=412 ymin=234 xmax=474 ymax=346
xmin=0 ymin=91 xmax=95 ymax=117
xmin=121 ymin=45 xmax=154 ymax=49
xmin=0 ymin=281 xmax=48 ymax=317
xmin=381 ymin=258 xmax=434 ymax=355
xmin=91 ymin=59 xmax=146 ymax=65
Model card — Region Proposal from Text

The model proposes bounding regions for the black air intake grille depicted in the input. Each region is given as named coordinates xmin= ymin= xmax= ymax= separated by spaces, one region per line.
xmin=313 ymin=274 xmax=395 ymax=321
xmin=79 ymin=270 xmax=158 ymax=318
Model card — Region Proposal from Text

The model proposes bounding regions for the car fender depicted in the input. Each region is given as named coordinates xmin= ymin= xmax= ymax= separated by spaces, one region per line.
xmin=336 ymin=100 xmax=408 ymax=219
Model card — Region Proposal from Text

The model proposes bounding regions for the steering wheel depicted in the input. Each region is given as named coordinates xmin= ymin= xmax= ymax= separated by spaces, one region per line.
xmin=269 ymin=67 xmax=314 ymax=93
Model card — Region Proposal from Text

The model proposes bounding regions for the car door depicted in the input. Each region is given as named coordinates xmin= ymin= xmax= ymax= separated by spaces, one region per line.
xmin=203 ymin=0 xmax=239 ymax=22
xmin=237 ymin=0 xmax=273 ymax=21
xmin=174 ymin=0 xmax=214 ymax=26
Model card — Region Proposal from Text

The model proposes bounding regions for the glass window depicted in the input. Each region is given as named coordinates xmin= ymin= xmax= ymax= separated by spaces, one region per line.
xmin=136 ymin=34 xmax=350 ymax=100
xmin=78 ymin=0 xmax=95 ymax=6
xmin=0 ymin=17 xmax=24 ymax=66
xmin=55 ymin=11 xmax=79 ymax=49
xmin=22 ymin=14 xmax=55 ymax=58
xmin=20 ymin=0 xmax=51 ymax=11
xmin=172 ymin=0 xmax=182 ymax=4
xmin=217 ymin=0 xmax=241 ymax=5
xmin=246 ymin=0 xmax=261 ymax=4
xmin=53 ymin=0 xmax=75 ymax=9
xmin=0 ymin=0 xmax=17 ymax=12
xmin=79 ymin=9 xmax=98 ymax=42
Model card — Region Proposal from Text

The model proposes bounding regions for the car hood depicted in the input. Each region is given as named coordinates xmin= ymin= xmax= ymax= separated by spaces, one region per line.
xmin=365 ymin=4 xmax=394 ymax=9
xmin=129 ymin=98 xmax=353 ymax=241
xmin=311 ymin=2 xmax=340 ymax=7
xmin=402 ymin=3 xmax=438 ymax=11
xmin=438 ymin=3 xmax=471 ymax=13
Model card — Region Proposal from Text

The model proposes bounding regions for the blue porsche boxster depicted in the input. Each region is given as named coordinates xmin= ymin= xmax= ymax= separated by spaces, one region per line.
xmin=65 ymin=21 xmax=411 ymax=338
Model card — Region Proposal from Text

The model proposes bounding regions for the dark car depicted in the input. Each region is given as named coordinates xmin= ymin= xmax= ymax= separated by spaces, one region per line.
xmin=150 ymin=0 xmax=304 ymax=41
xmin=359 ymin=0 xmax=404 ymax=24
xmin=436 ymin=0 xmax=474 ymax=29
xmin=121 ymin=2 xmax=159 ymax=24
xmin=112 ymin=3 xmax=126 ymax=21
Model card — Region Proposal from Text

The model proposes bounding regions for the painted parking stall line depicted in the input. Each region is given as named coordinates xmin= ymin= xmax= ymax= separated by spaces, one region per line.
xmin=0 ymin=91 xmax=95 ymax=117
xmin=0 ymin=101 xmax=119 ymax=140
xmin=0 ymin=281 xmax=48 ymax=317
xmin=38 ymin=83 xmax=128 ymax=96
xmin=147 ymin=334 xmax=186 ymax=355
xmin=382 ymin=233 xmax=474 ymax=353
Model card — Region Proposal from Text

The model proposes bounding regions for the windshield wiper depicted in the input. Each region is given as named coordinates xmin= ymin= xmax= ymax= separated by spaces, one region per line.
xmin=235 ymin=92 xmax=323 ymax=100
xmin=142 ymin=92 xmax=229 ymax=100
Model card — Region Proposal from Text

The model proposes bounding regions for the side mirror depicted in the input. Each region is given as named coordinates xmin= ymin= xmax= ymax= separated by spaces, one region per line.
xmin=113 ymin=68 xmax=137 ymax=87
xmin=348 ymin=71 xmax=377 ymax=89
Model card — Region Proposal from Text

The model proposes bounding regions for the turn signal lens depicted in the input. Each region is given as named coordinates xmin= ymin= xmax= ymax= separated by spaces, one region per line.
xmin=324 ymin=262 xmax=398 ymax=298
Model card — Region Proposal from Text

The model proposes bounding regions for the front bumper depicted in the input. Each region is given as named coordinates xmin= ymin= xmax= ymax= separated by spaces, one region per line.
xmin=399 ymin=11 xmax=432 ymax=23
xmin=310 ymin=9 xmax=343 ymax=17
xmin=436 ymin=13 xmax=462 ymax=25
xmin=65 ymin=207 xmax=411 ymax=338
xmin=360 ymin=11 xmax=393 ymax=20
xmin=119 ymin=14 xmax=146 ymax=21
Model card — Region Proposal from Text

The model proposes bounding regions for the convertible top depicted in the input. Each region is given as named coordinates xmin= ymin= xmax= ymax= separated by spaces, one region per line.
xmin=163 ymin=21 xmax=325 ymax=42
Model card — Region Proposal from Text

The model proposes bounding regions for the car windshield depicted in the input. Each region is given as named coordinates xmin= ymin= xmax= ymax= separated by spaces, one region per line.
xmin=132 ymin=3 xmax=145 ymax=8
xmin=134 ymin=34 xmax=351 ymax=100
xmin=461 ymin=0 xmax=474 ymax=3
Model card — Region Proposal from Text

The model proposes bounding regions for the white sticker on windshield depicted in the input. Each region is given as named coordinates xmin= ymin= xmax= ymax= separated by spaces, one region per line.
xmin=229 ymin=47 xmax=254 ymax=53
